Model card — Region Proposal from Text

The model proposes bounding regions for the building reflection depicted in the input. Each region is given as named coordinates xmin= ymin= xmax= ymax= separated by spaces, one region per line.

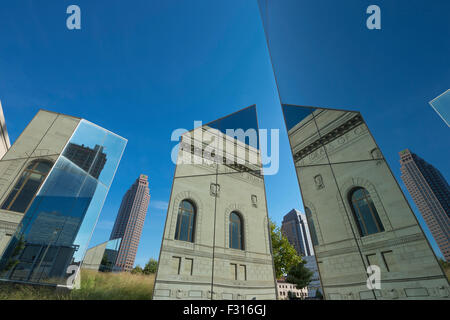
xmin=0 ymin=114 xmax=126 ymax=287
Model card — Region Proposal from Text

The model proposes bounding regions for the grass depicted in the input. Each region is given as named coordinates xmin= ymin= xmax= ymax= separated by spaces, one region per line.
xmin=0 ymin=270 xmax=155 ymax=300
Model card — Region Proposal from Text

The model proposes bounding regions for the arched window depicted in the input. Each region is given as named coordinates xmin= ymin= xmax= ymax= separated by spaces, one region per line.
xmin=349 ymin=187 xmax=384 ymax=236
xmin=305 ymin=207 xmax=319 ymax=246
xmin=175 ymin=200 xmax=196 ymax=242
xmin=1 ymin=160 xmax=53 ymax=213
xmin=229 ymin=212 xmax=244 ymax=250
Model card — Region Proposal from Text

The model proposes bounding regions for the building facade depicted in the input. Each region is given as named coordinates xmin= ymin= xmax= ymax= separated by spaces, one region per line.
xmin=82 ymin=238 xmax=122 ymax=272
xmin=282 ymin=105 xmax=449 ymax=300
xmin=0 ymin=110 xmax=126 ymax=287
xmin=277 ymin=278 xmax=308 ymax=300
xmin=400 ymin=149 xmax=450 ymax=261
xmin=153 ymin=106 xmax=277 ymax=300
xmin=0 ymin=101 xmax=11 ymax=159
xmin=110 ymin=174 xmax=150 ymax=272
xmin=303 ymin=255 xmax=321 ymax=298
xmin=281 ymin=209 xmax=313 ymax=256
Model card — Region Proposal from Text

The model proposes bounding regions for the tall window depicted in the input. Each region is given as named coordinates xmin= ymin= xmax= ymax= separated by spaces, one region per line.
xmin=175 ymin=200 xmax=195 ymax=242
xmin=349 ymin=187 xmax=384 ymax=236
xmin=229 ymin=212 xmax=244 ymax=250
xmin=1 ymin=160 xmax=53 ymax=213
xmin=305 ymin=207 xmax=319 ymax=246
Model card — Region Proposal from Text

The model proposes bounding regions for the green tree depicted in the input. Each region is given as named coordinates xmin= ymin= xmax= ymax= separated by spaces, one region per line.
xmin=131 ymin=265 xmax=143 ymax=274
xmin=286 ymin=260 xmax=313 ymax=290
xmin=143 ymin=258 xmax=158 ymax=275
xmin=270 ymin=219 xmax=302 ymax=278
xmin=315 ymin=290 xmax=323 ymax=300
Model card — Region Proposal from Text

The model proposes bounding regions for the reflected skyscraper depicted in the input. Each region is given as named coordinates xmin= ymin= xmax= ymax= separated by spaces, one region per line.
xmin=281 ymin=209 xmax=313 ymax=257
xmin=153 ymin=106 xmax=277 ymax=300
xmin=0 ymin=110 xmax=126 ymax=287
xmin=109 ymin=174 xmax=150 ymax=272
xmin=400 ymin=149 xmax=450 ymax=261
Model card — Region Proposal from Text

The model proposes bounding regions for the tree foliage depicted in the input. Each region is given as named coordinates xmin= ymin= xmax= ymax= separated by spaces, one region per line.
xmin=286 ymin=260 xmax=313 ymax=289
xmin=270 ymin=219 xmax=302 ymax=278
xmin=143 ymin=258 xmax=158 ymax=275
xmin=131 ymin=265 xmax=143 ymax=274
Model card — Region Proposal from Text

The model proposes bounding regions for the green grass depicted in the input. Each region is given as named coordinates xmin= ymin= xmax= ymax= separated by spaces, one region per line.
xmin=0 ymin=270 xmax=155 ymax=300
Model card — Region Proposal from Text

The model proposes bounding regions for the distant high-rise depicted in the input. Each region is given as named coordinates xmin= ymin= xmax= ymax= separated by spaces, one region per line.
xmin=400 ymin=149 xmax=450 ymax=261
xmin=281 ymin=209 xmax=313 ymax=257
xmin=0 ymin=101 xmax=11 ymax=159
xmin=281 ymin=209 xmax=322 ymax=297
xmin=110 ymin=174 xmax=150 ymax=272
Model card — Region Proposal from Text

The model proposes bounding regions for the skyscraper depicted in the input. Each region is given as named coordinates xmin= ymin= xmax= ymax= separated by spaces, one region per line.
xmin=0 ymin=101 xmax=11 ymax=159
xmin=110 ymin=174 xmax=150 ymax=272
xmin=281 ymin=209 xmax=313 ymax=257
xmin=281 ymin=209 xmax=322 ymax=297
xmin=400 ymin=149 xmax=450 ymax=261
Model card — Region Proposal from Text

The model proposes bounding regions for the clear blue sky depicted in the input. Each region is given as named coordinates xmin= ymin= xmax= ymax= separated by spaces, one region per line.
xmin=0 ymin=0 xmax=448 ymax=266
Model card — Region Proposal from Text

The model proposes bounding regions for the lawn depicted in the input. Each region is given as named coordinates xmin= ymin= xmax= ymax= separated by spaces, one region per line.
xmin=0 ymin=270 xmax=155 ymax=300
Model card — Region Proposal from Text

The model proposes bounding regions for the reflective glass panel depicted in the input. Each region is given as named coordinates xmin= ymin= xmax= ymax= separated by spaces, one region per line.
xmin=0 ymin=120 xmax=126 ymax=287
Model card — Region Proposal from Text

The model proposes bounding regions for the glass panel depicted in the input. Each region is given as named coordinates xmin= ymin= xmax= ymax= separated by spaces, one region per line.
xmin=153 ymin=173 xmax=216 ymax=299
xmin=313 ymin=109 xmax=380 ymax=163
xmin=429 ymin=89 xmax=450 ymax=127
xmin=0 ymin=120 xmax=126 ymax=287
xmin=211 ymin=106 xmax=275 ymax=300
xmin=263 ymin=0 xmax=450 ymax=299
xmin=155 ymin=106 xmax=276 ymax=300
xmin=305 ymin=207 xmax=319 ymax=247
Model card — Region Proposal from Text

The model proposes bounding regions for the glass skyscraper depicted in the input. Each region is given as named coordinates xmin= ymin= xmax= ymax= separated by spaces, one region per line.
xmin=281 ymin=209 xmax=313 ymax=257
xmin=0 ymin=110 xmax=126 ymax=288
xmin=400 ymin=149 xmax=450 ymax=261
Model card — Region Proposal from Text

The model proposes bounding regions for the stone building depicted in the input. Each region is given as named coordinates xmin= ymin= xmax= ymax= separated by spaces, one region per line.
xmin=282 ymin=105 xmax=449 ymax=300
xmin=153 ymin=106 xmax=277 ymax=300
xmin=277 ymin=278 xmax=308 ymax=300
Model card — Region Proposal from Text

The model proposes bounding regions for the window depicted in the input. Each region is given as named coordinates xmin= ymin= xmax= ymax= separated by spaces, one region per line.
xmin=1 ymin=160 xmax=53 ymax=213
xmin=174 ymin=200 xmax=196 ymax=242
xmin=305 ymin=207 xmax=319 ymax=246
xmin=229 ymin=212 xmax=244 ymax=250
xmin=349 ymin=187 xmax=384 ymax=236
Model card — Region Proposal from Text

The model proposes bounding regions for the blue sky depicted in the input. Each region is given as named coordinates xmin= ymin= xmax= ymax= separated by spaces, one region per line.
xmin=0 ymin=0 xmax=448 ymax=266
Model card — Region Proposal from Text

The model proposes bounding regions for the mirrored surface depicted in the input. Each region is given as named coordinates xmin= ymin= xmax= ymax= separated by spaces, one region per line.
xmin=0 ymin=120 xmax=126 ymax=287
xmin=282 ymin=104 xmax=449 ymax=300
xmin=154 ymin=106 xmax=276 ymax=300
